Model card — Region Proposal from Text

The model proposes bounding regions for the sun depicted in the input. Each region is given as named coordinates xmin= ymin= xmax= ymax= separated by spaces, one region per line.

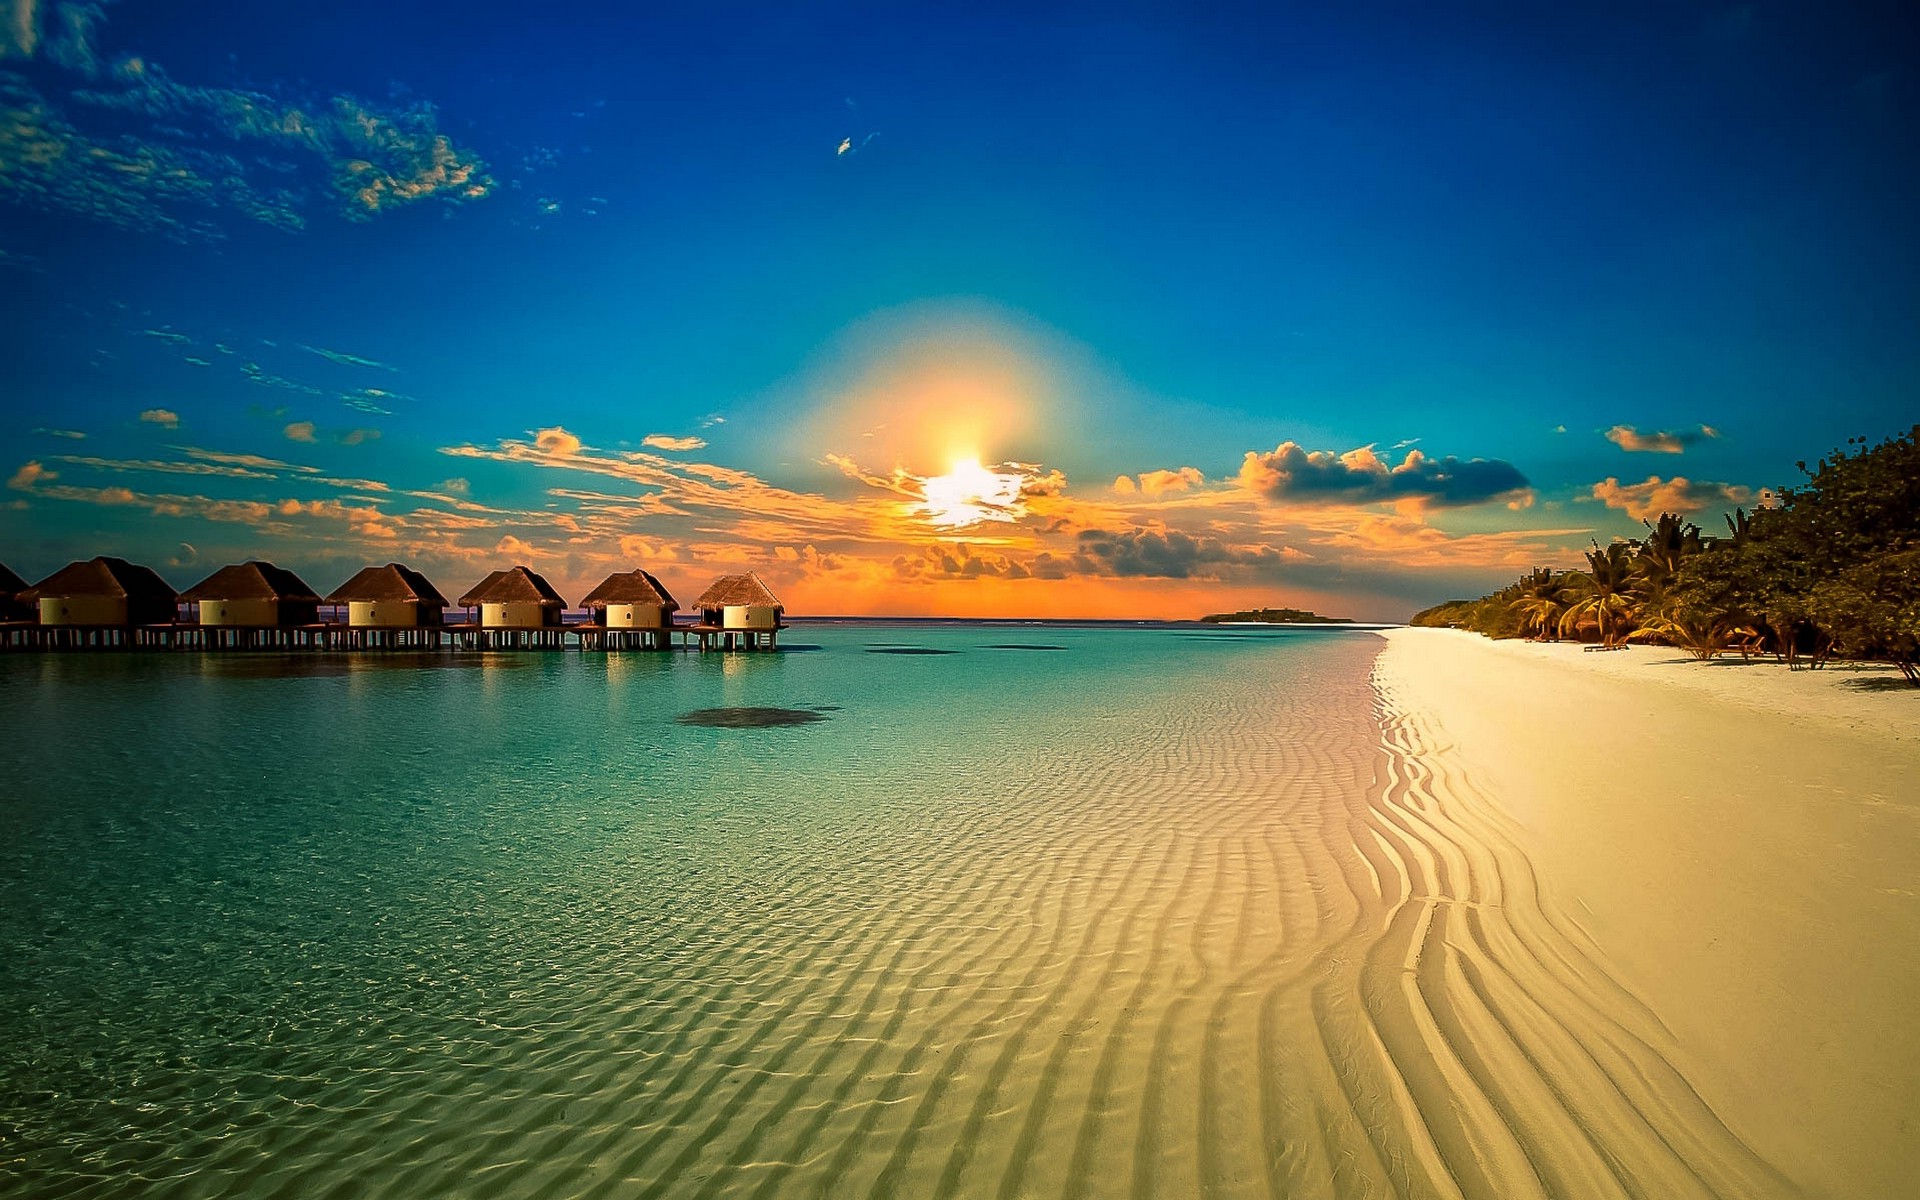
xmin=917 ymin=456 xmax=1025 ymax=529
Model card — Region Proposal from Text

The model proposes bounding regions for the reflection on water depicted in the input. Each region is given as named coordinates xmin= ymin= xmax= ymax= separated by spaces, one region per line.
xmin=195 ymin=652 xmax=533 ymax=678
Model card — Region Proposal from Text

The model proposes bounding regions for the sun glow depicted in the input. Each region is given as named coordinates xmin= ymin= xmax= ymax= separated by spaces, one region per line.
xmin=916 ymin=456 xmax=1025 ymax=528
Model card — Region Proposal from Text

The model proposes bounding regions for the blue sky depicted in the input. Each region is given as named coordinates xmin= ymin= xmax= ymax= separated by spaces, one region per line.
xmin=2 ymin=1 xmax=1915 ymax=618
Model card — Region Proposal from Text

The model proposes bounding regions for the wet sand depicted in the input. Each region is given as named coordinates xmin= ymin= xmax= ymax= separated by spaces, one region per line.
xmin=1375 ymin=627 xmax=1920 ymax=1198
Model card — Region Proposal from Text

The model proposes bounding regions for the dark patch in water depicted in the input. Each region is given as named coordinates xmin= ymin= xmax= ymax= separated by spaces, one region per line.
xmin=865 ymin=647 xmax=959 ymax=655
xmin=983 ymin=644 xmax=1067 ymax=651
xmin=779 ymin=644 xmax=825 ymax=652
xmin=810 ymin=704 xmax=842 ymax=711
xmin=677 ymin=706 xmax=829 ymax=728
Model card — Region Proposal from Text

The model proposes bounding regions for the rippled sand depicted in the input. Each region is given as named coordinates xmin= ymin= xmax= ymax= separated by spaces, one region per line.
xmin=0 ymin=630 xmax=1817 ymax=1197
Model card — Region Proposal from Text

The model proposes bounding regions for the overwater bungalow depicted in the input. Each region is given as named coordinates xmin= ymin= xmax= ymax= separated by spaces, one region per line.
xmin=458 ymin=566 xmax=568 ymax=648
xmin=0 ymin=562 xmax=29 ymax=622
xmin=20 ymin=556 xmax=178 ymax=648
xmin=326 ymin=562 xmax=448 ymax=648
xmin=177 ymin=561 xmax=326 ymax=649
xmin=580 ymin=569 xmax=678 ymax=650
xmin=0 ymin=562 xmax=31 ymax=648
xmin=690 ymin=572 xmax=785 ymax=651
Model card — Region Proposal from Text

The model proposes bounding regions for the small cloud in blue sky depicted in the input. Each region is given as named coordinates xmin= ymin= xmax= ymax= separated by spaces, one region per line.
xmin=1604 ymin=424 xmax=1720 ymax=454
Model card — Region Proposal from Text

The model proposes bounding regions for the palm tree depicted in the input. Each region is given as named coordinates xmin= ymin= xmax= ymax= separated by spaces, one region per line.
xmin=1507 ymin=568 xmax=1567 ymax=640
xmin=1632 ymin=512 xmax=1704 ymax=615
xmin=1559 ymin=541 xmax=1639 ymax=647
xmin=1627 ymin=611 xmax=1760 ymax=661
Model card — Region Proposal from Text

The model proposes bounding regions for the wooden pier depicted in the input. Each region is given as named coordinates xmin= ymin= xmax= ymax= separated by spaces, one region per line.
xmin=0 ymin=619 xmax=788 ymax=653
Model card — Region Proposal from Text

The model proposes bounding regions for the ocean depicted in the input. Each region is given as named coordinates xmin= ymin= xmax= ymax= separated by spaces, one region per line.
xmin=0 ymin=624 xmax=1785 ymax=1199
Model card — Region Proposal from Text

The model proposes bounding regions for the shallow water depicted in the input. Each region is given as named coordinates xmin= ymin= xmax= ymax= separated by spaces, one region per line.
xmin=0 ymin=624 xmax=1786 ymax=1199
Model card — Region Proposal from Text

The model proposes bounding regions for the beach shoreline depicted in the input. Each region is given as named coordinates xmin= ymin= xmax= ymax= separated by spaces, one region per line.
xmin=1373 ymin=626 xmax=1920 ymax=1198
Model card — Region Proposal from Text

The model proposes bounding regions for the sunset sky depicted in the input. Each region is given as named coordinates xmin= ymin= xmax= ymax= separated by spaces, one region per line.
xmin=3 ymin=2 xmax=1915 ymax=619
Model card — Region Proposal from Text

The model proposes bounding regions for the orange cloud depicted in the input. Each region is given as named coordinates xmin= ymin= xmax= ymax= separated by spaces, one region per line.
xmin=8 ymin=460 xmax=53 ymax=490
xmin=642 ymin=434 xmax=706 ymax=451
xmin=1136 ymin=466 xmax=1205 ymax=496
xmin=534 ymin=426 xmax=582 ymax=455
xmin=284 ymin=421 xmax=317 ymax=442
xmin=139 ymin=408 xmax=179 ymax=428
xmin=1604 ymin=424 xmax=1719 ymax=454
xmin=1591 ymin=475 xmax=1752 ymax=520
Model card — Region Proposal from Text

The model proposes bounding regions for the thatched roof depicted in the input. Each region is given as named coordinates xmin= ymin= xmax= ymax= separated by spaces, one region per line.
xmin=692 ymin=571 xmax=782 ymax=610
xmin=180 ymin=561 xmax=322 ymax=603
xmin=580 ymin=569 xmax=677 ymax=611
xmin=458 ymin=565 xmax=567 ymax=608
xmin=21 ymin=556 xmax=176 ymax=602
xmin=0 ymin=562 xmax=26 ymax=597
xmin=326 ymin=563 xmax=449 ymax=606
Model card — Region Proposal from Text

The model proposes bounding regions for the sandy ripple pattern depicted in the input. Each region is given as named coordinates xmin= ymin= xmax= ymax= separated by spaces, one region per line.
xmin=0 ymin=632 xmax=1791 ymax=1198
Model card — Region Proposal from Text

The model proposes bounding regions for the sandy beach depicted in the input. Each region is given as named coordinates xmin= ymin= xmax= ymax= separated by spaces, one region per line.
xmin=1375 ymin=627 xmax=1920 ymax=1198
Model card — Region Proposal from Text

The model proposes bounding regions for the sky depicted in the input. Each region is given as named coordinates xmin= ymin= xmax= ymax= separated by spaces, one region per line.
xmin=2 ymin=1 xmax=1915 ymax=620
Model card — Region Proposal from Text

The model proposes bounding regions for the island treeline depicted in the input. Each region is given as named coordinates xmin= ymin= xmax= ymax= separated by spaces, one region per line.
xmin=1199 ymin=607 xmax=1353 ymax=625
xmin=1411 ymin=424 xmax=1920 ymax=683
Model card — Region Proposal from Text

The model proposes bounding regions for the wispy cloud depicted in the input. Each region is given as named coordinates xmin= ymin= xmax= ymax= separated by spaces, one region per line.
xmin=0 ymin=3 xmax=492 ymax=238
xmin=336 ymin=428 xmax=381 ymax=447
xmin=34 ymin=427 xmax=86 ymax=439
xmin=1604 ymin=424 xmax=1720 ymax=454
xmin=138 ymin=408 xmax=179 ymax=428
xmin=302 ymin=344 xmax=390 ymax=370
xmin=284 ymin=422 xmax=316 ymax=443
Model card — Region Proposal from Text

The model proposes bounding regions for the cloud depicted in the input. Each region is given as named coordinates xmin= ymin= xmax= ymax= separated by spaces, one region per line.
xmin=35 ymin=427 xmax=85 ymax=439
xmin=437 ymin=477 xmax=470 ymax=495
xmin=179 ymin=448 xmax=315 ymax=472
xmin=1604 ymin=424 xmax=1720 ymax=454
xmin=1590 ymin=475 xmax=1753 ymax=520
xmin=1135 ymin=466 xmax=1205 ymax=497
xmin=0 ymin=6 xmax=491 ymax=238
xmin=242 ymin=361 xmax=325 ymax=396
xmin=642 ymin=434 xmax=707 ymax=452
xmin=303 ymin=344 xmax=389 ymax=370
xmin=1070 ymin=526 xmax=1300 ymax=579
xmin=51 ymin=453 xmax=280 ymax=480
xmin=8 ymin=459 xmax=53 ymax=490
xmin=337 ymin=428 xmax=381 ymax=446
xmin=835 ymin=132 xmax=879 ymax=157
xmin=139 ymin=407 xmax=179 ymax=428
xmin=1238 ymin=442 xmax=1532 ymax=509
xmin=534 ymin=426 xmax=582 ymax=455
xmin=2 ymin=0 xmax=40 ymax=59
xmin=284 ymin=421 xmax=317 ymax=442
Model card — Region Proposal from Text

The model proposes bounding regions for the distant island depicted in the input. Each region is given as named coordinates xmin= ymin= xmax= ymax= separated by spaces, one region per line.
xmin=1199 ymin=608 xmax=1353 ymax=625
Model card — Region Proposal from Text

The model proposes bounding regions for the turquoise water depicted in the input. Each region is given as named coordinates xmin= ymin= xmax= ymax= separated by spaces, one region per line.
xmin=0 ymin=624 xmax=1386 ymax=1198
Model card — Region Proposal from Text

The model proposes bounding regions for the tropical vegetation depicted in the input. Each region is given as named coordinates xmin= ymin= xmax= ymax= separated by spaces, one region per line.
xmin=1409 ymin=424 xmax=1920 ymax=684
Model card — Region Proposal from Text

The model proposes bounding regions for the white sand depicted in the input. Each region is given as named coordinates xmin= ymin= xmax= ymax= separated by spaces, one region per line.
xmin=1375 ymin=627 xmax=1920 ymax=1199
